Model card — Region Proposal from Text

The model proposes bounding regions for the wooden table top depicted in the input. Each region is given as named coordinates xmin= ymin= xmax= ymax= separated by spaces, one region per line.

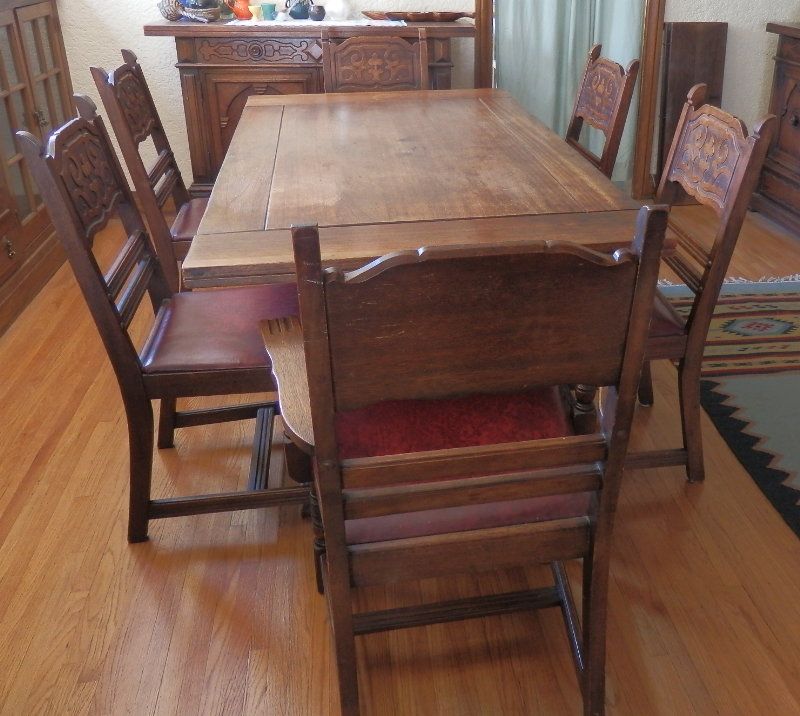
xmin=182 ymin=89 xmax=642 ymax=288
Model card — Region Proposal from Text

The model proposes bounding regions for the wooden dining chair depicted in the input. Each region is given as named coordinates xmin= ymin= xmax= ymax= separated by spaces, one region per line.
xmin=565 ymin=44 xmax=640 ymax=178
xmin=322 ymin=30 xmax=429 ymax=93
xmin=16 ymin=95 xmax=309 ymax=544
xmin=269 ymin=205 xmax=667 ymax=715
xmin=632 ymin=84 xmax=776 ymax=483
xmin=91 ymin=50 xmax=205 ymax=273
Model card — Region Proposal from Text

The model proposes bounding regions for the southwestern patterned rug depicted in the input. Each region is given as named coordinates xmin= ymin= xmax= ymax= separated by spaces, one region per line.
xmin=661 ymin=281 xmax=800 ymax=537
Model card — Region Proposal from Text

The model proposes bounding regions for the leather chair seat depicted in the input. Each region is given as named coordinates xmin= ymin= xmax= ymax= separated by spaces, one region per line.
xmin=170 ymin=197 xmax=208 ymax=242
xmin=336 ymin=387 xmax=589 ymax=545
xmin=649 ymin=290 xmax=686 ymax=338
xmin=141 ymin=283 xmax=298 ymax=373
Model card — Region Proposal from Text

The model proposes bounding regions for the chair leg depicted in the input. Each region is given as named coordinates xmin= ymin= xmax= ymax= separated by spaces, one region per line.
xmin=637 ymin=360 xmax=654 ymax=406
xmin=582 ymin=553 xmax=609 ymax=716
xmin=157 ymin=396 xmax=177 ymax=449
xmin=127 ymin=404 xmax=154 ymax=543
xmin=677 ymin=357 xmax=705 ymax=483
xmin=325 ymin=553 xmax=361 ymax=716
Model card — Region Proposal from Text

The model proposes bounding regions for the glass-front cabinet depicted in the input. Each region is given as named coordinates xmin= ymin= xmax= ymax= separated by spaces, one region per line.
xmin=0 ymin=1 xmax=71 ymax=332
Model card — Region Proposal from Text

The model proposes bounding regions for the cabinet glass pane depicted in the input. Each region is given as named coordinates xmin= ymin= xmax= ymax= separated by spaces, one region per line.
xmin=49 ymin=78 xmax=64 ymax=126
xmin=0 ymin=27 xmax=19 ymax=86
xmin=20 ymin=21 xmax=40 ymax=76
xmin=0 ymin=99 xmax=14 ymax=158
xmin=38 ymin=18 xmax=54 ymax=70
xmin=9 ymin=91 xmax=27 ymax=133
xmin=9 ymin=92 xmax=26 ymax=134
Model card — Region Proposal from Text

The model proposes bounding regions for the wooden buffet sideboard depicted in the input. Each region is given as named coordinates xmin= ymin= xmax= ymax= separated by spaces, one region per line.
xmin=143 ymin=19 xmax=475 ymax=196
xmin=752 ymin=23 xmax=800 ymax=235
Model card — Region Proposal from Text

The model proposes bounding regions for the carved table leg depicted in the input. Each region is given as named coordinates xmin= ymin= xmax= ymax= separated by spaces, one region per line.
xmin=573 ymin=384 xmax=598 ymax=434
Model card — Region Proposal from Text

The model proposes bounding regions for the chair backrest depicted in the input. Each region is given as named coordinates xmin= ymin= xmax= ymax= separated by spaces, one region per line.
xmin=565 ymin=44 xmax=640 ymax=178
xmin=91 ymin=50 xmax=190 ymax=266
xmin=291 ymin=205 xmax=667 ymax=576
xmin=656 ymin=84 xmax=776 ymax=335
xmin=16 ymin=95 xmax=174 ymax=397
xmin=322 ymin=30 xmax=429 ymax=93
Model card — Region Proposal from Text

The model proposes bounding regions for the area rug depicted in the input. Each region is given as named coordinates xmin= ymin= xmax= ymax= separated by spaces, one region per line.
xmin=661 ymin=281 xmax=800 ymax=537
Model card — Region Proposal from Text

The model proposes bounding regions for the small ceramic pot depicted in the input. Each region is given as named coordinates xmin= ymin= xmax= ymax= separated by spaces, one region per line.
xmin=309 ymin=4 xmax=325 ymax=20
xmin=288 ymin=0 xmax=310 ymax=19
xmin=225 ymin=0 xmax=253 ymax=19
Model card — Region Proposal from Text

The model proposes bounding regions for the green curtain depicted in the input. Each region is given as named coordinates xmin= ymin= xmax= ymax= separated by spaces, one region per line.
xmin=495 ymin=0 xmax=645 ymax=185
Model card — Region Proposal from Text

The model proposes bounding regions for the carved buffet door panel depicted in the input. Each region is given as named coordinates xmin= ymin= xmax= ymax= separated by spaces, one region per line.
xmin=204 ymin=69 xmax=320 ymax=170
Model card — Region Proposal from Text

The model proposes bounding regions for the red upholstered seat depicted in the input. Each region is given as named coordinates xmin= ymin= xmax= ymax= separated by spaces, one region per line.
xmin=140 ymin=283 xmax=298 ymax=373
xmin=336 ymin=387 xmax=589 ymax=544
xmin=170 ymin=197 xmax=208 ymax=242
xmin=336 ymin=388 xmax=572 ymax=459
xmin=649 ymin=290 xmax=686 ymax=338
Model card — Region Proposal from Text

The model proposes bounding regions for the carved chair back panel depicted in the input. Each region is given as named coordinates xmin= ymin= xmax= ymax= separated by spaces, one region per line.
xmin=112 ymin=66 xmax=157 ymax=146
xmin=666 ymin=106 xmax=749 ymax=217
xmin=574 ymin=59 xmax=628 ymax=136
xmin=53 ymin=119 xmax=127 ymax=246
xmin=323 ymin=35 xmax=428 ymax=92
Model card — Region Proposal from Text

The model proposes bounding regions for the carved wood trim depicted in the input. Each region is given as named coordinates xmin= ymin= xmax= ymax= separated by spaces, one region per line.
xmin=322 ymin=33 xmax=429 ymax=92
xmin=667 ymin=109 xmax=746 ymax=214
xmin=196 ymin=38 xmax=323 ymax=65
xmin=112 ymin=68 xmax=157 ymax=146
xmin=55 ymin=123 xmax=124 ymax=243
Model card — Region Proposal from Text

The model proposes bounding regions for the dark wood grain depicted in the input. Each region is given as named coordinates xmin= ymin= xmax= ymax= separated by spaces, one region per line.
xmin=752 ymin=24 xmax=800 ymax=234
xmin=658 ymin=23 xmax=727 ymax=177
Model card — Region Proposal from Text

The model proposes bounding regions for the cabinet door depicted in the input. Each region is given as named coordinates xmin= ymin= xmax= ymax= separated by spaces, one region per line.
xmin=204 ymin=68 xmax=321 ymax=173
xmin=0 ymin=177 xmax=23 ymax=282
xmin=15 ymin=1 xmax=72 ymax=134
xmin=0 ymin=8 xmax=40 ymax=225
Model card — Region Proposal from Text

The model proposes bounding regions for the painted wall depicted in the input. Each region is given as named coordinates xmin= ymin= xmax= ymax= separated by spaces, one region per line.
xmin=56 ymin=1 xmax=473 ymax=183
xmin=57 ymin=0 xmax=795 ymax=183
xmin=665 ymin=0 xmax=800 ymax=128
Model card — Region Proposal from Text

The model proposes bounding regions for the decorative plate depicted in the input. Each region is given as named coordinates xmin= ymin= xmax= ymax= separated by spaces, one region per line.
xmin=362 ymin=11 xmax=474 ymax=22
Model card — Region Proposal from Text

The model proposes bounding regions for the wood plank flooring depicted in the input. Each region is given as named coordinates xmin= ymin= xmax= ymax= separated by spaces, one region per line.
xmin=1 ymin=206 xmax=799 ymax=715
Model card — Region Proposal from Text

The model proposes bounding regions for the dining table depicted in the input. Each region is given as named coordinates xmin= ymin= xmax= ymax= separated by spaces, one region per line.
xmin=181 ymin=88 xmax=647 ymax=290
xmin=180 ymin=87 xmax=664 ymax=452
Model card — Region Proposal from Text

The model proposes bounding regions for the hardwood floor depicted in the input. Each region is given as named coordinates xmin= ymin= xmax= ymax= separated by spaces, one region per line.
xmin=1 ymin=207 xmax=799 ymax=715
